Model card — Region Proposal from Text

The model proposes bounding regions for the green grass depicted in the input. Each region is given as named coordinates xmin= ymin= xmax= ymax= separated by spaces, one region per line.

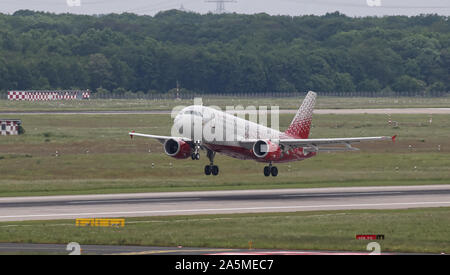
xmin=0 ymin=113 xmax=448 ymax=146
xmin=0 ymin=113 xmax=448 ymax=197
xmin=1 ymin=208 xmax=449 ymax=254
xmin=0 ymin=153 xmax=448 ymax=197
xmin=1 ymin=95 xmax=449 ymax=112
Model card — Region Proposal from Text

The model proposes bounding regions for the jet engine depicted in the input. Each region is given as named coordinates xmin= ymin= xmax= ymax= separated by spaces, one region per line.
xmin=253 ymin=140 xmax=282 ymax=161
xmin=164 ymin=139 xmax=192 ymax=159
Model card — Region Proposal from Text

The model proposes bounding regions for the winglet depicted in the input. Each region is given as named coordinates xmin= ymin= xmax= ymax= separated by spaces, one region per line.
xmin=130 ymin=130 xmax=135 ymax=139
xmin=392 ymin=135 xmax=397 ymax=143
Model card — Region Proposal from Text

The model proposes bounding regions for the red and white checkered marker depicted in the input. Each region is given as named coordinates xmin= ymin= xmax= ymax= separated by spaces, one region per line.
xmin=8 ymin=90 xmax=90 ymax=101
xmin=0 ymin=120 xmax=20 ymax=136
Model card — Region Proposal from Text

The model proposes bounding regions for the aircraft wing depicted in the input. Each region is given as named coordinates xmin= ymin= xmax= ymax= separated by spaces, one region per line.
xmin=239 ymin=135 xmax=396 ymax=152
xmin=129 ymin=132 xmax=192 ymax=144
xmin=278 ymin=135 xmax=396 ymax=146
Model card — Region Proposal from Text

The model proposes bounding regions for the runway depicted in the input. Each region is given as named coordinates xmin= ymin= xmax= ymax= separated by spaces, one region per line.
xmin=0 ymin=243 xmax=403 ymax=255
xmin=1 ymin=108 xmax=450 ymax=115
xmin=0 ymin=185 xmax=449 ymax=222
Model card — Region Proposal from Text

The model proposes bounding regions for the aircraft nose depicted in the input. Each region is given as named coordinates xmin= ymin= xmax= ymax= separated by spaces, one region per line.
xmin=174 ymin=114 xmax=182 ymax=124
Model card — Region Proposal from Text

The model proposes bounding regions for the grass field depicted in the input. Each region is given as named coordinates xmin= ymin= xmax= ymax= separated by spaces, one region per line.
xmin=0 ymin=113 xmax=448 ymax=197
xmin=1 ymin=95 xmax=450 ymax=112
xmin=0 ymin=110 xmax=449 ymax=254
xmin=1 ymin=208 xmax=449 ymax=254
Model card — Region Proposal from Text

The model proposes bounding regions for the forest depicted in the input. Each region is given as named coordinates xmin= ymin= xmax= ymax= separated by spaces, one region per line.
xmin=0 ymin=10 xmax=448 ymax=96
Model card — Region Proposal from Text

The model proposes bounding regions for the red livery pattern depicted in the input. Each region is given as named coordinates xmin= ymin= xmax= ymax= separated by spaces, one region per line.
xmin=284 ymin=91 xmax=316 ymax=139
xmin=204 ymin=143 xmax=316 ymax=163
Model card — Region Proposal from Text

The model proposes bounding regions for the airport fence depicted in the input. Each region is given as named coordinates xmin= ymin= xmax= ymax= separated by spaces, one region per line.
xmin=89 ymin=90 xmax=450 ymax=100
xmin=0 ymin=90 xmax=448 ymax=101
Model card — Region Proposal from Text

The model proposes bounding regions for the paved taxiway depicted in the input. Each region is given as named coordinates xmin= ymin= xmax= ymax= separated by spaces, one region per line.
xmin=0 ymin=185 xmax=449 ymax=222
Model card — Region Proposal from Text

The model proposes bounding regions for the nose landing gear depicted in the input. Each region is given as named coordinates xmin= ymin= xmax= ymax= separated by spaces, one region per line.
xmin=191 ymin=153 xmax=200 ymax=160
xmin=191 ymin=140 xmax=201 ymax=160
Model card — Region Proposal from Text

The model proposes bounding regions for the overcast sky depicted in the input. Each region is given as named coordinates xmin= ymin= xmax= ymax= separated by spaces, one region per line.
xmin=0 ymin=0 xmax=449 ymax=17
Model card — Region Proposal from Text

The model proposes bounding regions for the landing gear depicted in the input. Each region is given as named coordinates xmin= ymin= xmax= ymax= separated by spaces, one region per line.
xmin=271 ymin=166 xmax=278 ymax=177
xmin=264 ymin=166 xmax=271 ymax=177
xmin=191 ymin=153 xmax=200 ymax=160
xmin=205 ymin=165 xmax=219 ymax=176
xmin=204 ymin=150 xmax=219 ymax=176
xmin=191 ymin=140 xmax=201 ymax=160
xmin=211 ymin=165 xmax=219 ymax=176
xmin=264 ymin=163 xmax=278 ymax=177
xmin=205 ymin=165 xmax=211 ymax=175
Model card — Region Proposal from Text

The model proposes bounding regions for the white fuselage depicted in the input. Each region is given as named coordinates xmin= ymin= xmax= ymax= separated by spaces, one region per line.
xmin=174 ymin=106 xmax=286 ymax=146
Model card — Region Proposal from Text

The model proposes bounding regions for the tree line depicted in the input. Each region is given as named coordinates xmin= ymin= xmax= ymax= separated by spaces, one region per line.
xmin=0 ymin=10 xmax=448 ymax=96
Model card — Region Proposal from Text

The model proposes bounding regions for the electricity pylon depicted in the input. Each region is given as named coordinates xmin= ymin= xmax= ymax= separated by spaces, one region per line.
xmin=205 ymin=0 xmax=237 ymax=14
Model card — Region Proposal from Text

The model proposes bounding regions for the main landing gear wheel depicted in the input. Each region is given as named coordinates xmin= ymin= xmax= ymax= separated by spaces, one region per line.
xmin=205 ymin=149 xmax=219 ymax=176
xmin=205 ymin=165 xmax=211 ymax=175
xmin=264 ymin=166 xmax=271 ymax=177
xmin=264 ymin=164 xmax=278 ymax=177
xmin=211 ymin=165 xmax=219 ymax=176
xmin=204 ymin=165 xmax=219 ymax=176
xmin=271 ymin=166 xmax=278 ymax=177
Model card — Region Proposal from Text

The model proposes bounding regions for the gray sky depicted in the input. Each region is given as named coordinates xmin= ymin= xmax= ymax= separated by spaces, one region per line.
xmin=0 ymin=0 xmax=449 ymax=16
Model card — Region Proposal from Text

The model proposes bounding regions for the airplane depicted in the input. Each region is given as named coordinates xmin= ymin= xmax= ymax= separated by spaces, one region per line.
xmin=129 ymin=91 xmax=396 ymax=177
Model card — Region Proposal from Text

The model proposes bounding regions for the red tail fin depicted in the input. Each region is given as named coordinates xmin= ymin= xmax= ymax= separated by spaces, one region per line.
xmin=285 ymin=91 xmax=316 ymax=139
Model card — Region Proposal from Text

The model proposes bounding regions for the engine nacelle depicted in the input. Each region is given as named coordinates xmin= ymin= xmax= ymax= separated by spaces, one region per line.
xmin=164 ymin=139 xmax=192 ymax=159
xmin=253 ymin=140 xmax=282 ymax=161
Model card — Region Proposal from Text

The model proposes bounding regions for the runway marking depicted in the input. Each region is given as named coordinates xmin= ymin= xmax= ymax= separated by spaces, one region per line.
xmin=282 ymin=192 xmax=403 ymax=197
xmin=67 ymin=198 xmax=200 ymax=204
xmin=208 ymin=251 xmax=378 ymax=255
xmin=1 ymin=201 xmax=450 ymax=220
xmin=114 ymin=248 xmax=235 ymax=255
xmin=0 ymin=245 xmax=233 ymax=255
